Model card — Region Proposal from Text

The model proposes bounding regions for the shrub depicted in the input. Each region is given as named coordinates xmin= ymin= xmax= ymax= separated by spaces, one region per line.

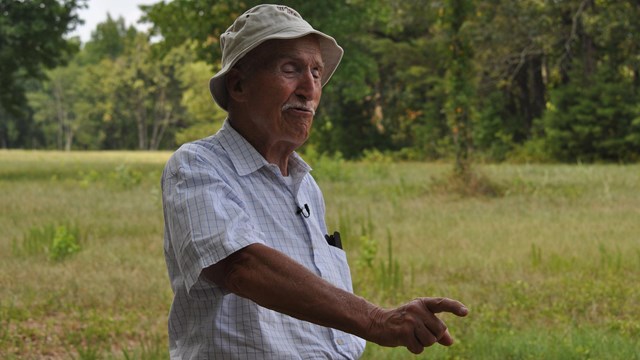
xmin=12 ymin=223 xmax=82 ymax=261
xmin=110 ymin=164 xmax=143 ymax=188
xmin=300 ymin=145 xmax=351 ymax=182
xmin=50 ymin=225 xmax=81 ymax=261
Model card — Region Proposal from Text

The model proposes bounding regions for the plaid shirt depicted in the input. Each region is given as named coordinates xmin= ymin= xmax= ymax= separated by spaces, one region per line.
xmin=162 ymin=120 xmax=365 ymax=359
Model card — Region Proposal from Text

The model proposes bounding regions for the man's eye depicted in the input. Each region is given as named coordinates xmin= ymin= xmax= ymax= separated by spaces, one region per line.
xmin=312 ymin=69 xmax=321 ymax=79
xmin=282 ymin=64 xmax=297 ymax=73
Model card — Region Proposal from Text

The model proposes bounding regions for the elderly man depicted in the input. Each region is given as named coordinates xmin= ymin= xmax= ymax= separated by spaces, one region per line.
xmin=162 ymin=4 xmax=468 ymax=359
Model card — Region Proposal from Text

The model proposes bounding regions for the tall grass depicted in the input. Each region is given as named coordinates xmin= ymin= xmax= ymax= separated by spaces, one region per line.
xmin=1 ymin=150 xmax=639 ymax=359
xmin=0 ymin=151 xmax=171 ymax=359
xmin=321 ymin=160 xmax=640 ymax=359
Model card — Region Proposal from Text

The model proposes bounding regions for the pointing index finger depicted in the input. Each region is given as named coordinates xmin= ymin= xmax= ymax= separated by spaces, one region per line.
xmin=423 ymin=297 xmax=469 ymax=317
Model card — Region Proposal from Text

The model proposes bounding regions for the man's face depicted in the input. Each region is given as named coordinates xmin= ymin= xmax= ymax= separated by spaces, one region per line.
xmin=240 ymin=36 xmax=324 ymax=150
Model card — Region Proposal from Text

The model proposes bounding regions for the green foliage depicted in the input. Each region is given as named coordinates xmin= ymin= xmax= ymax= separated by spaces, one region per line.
xmin=0 ymin=0 xmax=85 ymax=113
xmin=356 ymin=234 xmax=378 ymax=270
xmin=24 ymin=19 xmax=219 ymax=151
xmin=13 ymin=223 xmax=81 ymax=262
xmin=430 ymin=327 xmax=640 ymax=360
xmin=12 ymin=223 xmax=56 ymax=258
xmin=121 ymin=335 xmax=168 ymax=360
xmin=0 ymin=0 xmax=85 ymax=149
xmin=81 ymin=14 xmax=135 ymax=64
xmin=174 ymin=122 xmax=218 ymax=146
xmin=110 ymin=164 xmax=143 ymax=189
xmin=301 ymin=145 xmax=351 ymax=182
xmin=507 ymin=138 xmax=553 ymax=164
xmin=354 ymin=232 xmax=405 ymax=303
xmin=543 ymin=67 xmax=640 ymax=162
xmin=141 ymin=0 xmax=261 ymax=65
xmin=350 ymin=213 xmax=406 ymax=304
xmin=360 ymin=149 xmax=393 ymax=178
xmin=377 ymin=230 xmax=403 ymax=297
xmin=79 ymin=164 xmax=144 ymax=189
xmin=27 ymin=60 xmax=91 ymax=150
xmin=173 ymin=47 xmax=225 ymax=144
xmin=4 ymin=0 xmax=640 ymax=164
xmin=78 ymin=169 xmax=101 ymax=188
xmin=50 ymin=225 xmax=81 ymax=262
xmin=598 ymin=243 xmax=622 ymax=273
xmin=530 ymin=243 xmax=542 ymax=267
xmin=72 ymin=345 xmax=100 ymax=360
xmin=474 ymin=91 xmax=517 ymax=161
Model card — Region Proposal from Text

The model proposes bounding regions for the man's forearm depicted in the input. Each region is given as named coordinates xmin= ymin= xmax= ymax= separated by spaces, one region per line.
xmin=202 ymin=243 xmax=377 ymax=339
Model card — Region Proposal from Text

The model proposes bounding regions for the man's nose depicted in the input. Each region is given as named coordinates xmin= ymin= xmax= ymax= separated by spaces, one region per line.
xmin=295 ymin=68 xmax=320 ymax=100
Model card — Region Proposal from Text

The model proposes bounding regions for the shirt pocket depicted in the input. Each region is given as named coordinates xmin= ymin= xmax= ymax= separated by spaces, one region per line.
xmin=326 ymin=245 xmax=355 ymax=293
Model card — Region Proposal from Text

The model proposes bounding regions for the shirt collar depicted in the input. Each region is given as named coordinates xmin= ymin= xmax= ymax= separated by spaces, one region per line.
xmin=218 ymin=119 xmax=312 ymax=178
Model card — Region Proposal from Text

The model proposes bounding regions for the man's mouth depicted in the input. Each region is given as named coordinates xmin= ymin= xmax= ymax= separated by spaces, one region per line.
xmin=282 ymin=103 xmax=316 ymax=116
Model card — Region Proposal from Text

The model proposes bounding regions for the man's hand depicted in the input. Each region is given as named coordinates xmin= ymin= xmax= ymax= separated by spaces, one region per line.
xmin=366 ymin=297 xmax=468 ymax=354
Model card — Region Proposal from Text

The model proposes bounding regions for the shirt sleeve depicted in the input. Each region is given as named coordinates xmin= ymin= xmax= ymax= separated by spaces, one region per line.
xmin=162 ymin=144 xmax=265 ymax=298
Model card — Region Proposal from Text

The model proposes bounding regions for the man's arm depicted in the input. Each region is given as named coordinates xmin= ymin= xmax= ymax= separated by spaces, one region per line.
xmin=202 ymin=243 xmax=468 ymax=355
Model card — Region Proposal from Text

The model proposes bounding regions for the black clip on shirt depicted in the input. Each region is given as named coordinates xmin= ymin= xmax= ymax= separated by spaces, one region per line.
xmin=324 ymin=231 xmax=342 ymax=250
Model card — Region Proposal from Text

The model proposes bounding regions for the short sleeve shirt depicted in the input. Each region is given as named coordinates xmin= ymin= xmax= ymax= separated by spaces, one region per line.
xmin=161 ymin=120 xmax=366 ymax=359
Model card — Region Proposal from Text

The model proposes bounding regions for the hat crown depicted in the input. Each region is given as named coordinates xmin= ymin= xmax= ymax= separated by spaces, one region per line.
xmin=220 ymin=5 xmax=311 ymax=60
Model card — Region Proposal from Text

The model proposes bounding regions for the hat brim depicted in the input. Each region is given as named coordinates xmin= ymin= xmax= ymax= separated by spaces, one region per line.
xmin=209 ymin=30 xmax=343 ymax=111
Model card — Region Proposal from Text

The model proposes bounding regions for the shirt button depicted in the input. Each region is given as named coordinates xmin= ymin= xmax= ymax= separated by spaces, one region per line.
xmin=336 ymin=338 xmax=345 ymax=345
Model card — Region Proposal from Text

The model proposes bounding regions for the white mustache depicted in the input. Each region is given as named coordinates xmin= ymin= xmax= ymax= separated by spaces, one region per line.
xmin=282 ymin=103 xmax=316 ymax=116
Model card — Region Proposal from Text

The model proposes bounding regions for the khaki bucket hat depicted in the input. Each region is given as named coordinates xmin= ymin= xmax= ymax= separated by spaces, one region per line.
xmin=209 ymin=4 xmax=344 ymax=110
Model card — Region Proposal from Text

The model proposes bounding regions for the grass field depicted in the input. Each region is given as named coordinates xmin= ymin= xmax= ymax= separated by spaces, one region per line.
xmin=1 ymin=150 xmax=639 ymax=359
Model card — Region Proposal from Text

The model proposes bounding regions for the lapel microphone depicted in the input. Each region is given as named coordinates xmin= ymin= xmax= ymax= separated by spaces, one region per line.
xmin=296 ymin=203 xmax=311 ymax=218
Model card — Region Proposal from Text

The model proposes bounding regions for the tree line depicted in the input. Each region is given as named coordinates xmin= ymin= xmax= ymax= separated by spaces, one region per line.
xmin=1 ymin=0 xmax=639 ymax=162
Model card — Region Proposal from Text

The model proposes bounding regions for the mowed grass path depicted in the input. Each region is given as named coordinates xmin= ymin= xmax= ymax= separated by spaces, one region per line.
xmin=1 ymin=150 xmax=639 ymax=359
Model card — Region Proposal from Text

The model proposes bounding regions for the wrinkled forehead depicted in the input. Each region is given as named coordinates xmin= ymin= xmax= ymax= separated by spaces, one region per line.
xmin=239 ymin=35 xmax=324 ymax=70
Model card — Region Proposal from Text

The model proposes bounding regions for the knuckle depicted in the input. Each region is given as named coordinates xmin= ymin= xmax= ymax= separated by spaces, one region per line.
xmin=424 ymin=336 xmax=437 ymax=347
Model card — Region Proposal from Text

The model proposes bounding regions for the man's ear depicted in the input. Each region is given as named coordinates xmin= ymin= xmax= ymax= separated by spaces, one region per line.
xmin=226 ymin=68 xmax=247 ymax=102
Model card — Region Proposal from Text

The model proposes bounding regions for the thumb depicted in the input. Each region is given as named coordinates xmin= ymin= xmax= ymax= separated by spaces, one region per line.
xmin=437 ymin=329 xmax=455 ymax=346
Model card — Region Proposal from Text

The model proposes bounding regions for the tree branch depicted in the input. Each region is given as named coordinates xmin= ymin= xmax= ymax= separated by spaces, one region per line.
xmin=558 ymin=0 xmax=591 ymax=72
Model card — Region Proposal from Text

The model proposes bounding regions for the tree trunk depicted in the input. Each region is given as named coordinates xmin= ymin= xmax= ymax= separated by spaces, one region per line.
xmin=559 ymin=0 xmax=592 ymax=85
xmin=135 ymin=93 xmax=147 ymax=150
xmin=150 ymin=110 xmax=171 ymax=151
xmin=582 ymin=35 xmax=596 ymax=79
xmin=446 ymin=0 xmax=474 ymax=178
xmin=582 ymin=0 xmax=596 ymax=80
xmin=64 ymin=131 xmax=73 ymax=151
xmin=52 ymin=81 xmax=66 ymax=150
xmin=0 ymin=123 xmax=7 ymax=148
xmin=525 ymin=55 xmax=546 ymax=138
xmin=634 ymin=64 xmax=640 ymax=95
xmin=150 ymin=88 xmax=170 ymax=151
xmin=516 ymin=62 xmax=532 ymax=138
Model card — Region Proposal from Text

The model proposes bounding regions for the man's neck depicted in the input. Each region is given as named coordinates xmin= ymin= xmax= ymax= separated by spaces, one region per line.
xmin=228 ymin=117 xmax=295 ymax=176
